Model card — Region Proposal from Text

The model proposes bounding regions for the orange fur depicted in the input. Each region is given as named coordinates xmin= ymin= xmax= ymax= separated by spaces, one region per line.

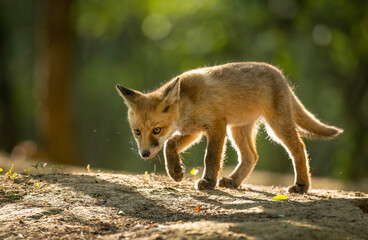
xmin=116 ymin=62 xmax=343 ymax=193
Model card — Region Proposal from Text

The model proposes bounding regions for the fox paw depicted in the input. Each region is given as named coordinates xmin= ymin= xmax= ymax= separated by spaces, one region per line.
xmin=195 ymin=179 xmax=216 ymax=190
xmin=288 ymin=184 xmax=309 ymax=194
xmin=168 ymin=165 xmax=184 ymax=182
xmin=218 ymin=177 xmax=240 ymax=188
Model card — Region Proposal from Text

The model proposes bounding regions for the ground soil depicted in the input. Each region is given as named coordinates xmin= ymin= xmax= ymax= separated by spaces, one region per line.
xmin=1 ymin=168 xmax=368 ymax=240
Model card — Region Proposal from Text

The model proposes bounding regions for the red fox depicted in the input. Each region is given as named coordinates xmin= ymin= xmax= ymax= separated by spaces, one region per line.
xmin=116 ymin=62 xmax=343 ymax=193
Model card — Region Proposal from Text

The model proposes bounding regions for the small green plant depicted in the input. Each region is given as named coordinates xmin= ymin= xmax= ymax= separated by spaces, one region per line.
xmin=49 ymin=165 xmax=56 ymax=174
xmin=31 ymin=162 xmax=41 ymax=174
xmin=5 ymin=164 xmax=14 ymax=176
xmin=190 ymin=168 xmax=198 ymax=176
xmin=39 ymin=162 xmax=47 ymax=174
xmin=24 ymin=168 xmax=30 ymax=175
xmin=5 ymin=164 xmax=18 ymax=182
xmin=117 ymin=210 xmax=125 ymax=215
xmin=144 ymin=171 xmax=151 ymax=181
xmin=9 ymin=193 xmax=21 ymax=200
xmin=58 ymin=165 xmax=64 ymax=174
xmin=10 ymin=172 xmax=17 ymax=182
xmin=272 ymin=195 xmax=289 ymax=201
xmin=87 ymin=164 xmax=90 ymax=173
xmin=0 ymin=168 xmax=3 ymax=172
xmin=90 ymin=192 xmax=102 ymax=198
xmin=190 ymin=168 xmax=199 ymax=179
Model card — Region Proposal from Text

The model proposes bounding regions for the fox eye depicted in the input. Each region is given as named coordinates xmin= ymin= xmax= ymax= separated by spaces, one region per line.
xmin=163 ymin=105 xmax=170 ymax=113
xmin=152 ymin=127 xmax=161 ymax=135
xmin=134 ymin=129 xmax=141 ymax=136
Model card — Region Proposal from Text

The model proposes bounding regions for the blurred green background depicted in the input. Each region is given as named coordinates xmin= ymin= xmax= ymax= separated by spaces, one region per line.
xmin=0 ymin=0 xmax=367 ymax=181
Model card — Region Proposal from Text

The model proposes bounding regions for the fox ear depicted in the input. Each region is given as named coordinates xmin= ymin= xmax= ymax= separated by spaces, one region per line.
xmin=116 ymin=84 xmax=142 ymax=107
xmin=163 ymin=77 xmax=180 ymax=106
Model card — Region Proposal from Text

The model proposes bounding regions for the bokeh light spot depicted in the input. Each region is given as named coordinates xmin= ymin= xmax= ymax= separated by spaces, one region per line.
xmin=313 ymin=24 xmax=332 ymax=46
xmin=142 ymin=14 xmax=172 ymax=40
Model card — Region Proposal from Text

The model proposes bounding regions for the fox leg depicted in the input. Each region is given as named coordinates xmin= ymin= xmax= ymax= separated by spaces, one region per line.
xmin=164 ymin=132 xmax=201 ymax=182
xmin=195 ymin=122 xmax=227 ymax=190
xmin=266 ymin=117 xmax=311 ymax=194
xmin=219 ymin=123 xmax=259 ymax=188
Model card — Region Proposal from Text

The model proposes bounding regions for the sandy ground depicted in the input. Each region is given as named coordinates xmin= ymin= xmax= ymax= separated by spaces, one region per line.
xmin=0 ymin=168 xmax=368 ymax=240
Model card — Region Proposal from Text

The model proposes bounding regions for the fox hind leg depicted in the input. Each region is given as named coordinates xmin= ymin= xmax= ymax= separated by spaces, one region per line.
xmin=266 ymin=116 xmax=311 ymax=194
xmin=219 ymin=123 xmax=259 ymax=188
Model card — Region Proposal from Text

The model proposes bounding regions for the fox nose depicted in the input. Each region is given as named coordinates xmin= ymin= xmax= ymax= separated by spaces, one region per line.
xmin=141 ymin=150 xmax=150 ymax=158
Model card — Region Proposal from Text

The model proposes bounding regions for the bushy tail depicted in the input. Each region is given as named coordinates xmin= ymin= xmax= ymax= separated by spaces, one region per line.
xmin=292 ymin=94 xmax=343 ymax=139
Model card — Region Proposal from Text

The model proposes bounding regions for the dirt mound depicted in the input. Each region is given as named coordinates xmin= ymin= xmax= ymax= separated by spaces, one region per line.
xmin=0 ymin=173 xmax=367 ymax=239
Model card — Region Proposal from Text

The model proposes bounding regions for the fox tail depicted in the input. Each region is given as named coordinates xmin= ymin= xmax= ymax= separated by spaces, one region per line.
xmin=292 ymin=94 xmax=343 ymax=139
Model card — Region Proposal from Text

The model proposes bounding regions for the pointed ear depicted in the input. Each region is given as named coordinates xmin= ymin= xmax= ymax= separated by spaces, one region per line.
xmin=115 ymin=84 xmax=142 ymax=107
xmin=163 ymin=77 xmax=180 ymax=106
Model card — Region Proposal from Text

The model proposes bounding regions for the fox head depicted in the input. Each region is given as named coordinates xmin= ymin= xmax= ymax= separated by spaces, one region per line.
xmin=116 ymin=78 xmax=180 ymax=159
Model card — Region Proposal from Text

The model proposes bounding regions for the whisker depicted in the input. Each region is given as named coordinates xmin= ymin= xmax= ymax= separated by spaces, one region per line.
xmin=157 ymin=153 xmax=162 ymax=164
xmin=129 ymin=138 xmax=140 ymax=158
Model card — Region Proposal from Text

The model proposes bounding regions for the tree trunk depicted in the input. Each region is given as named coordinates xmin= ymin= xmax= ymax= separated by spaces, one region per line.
xmin=35 ymin=0 xmax=79 ymax=165
xmin=0 ymin=13 xmax=17 ymax=152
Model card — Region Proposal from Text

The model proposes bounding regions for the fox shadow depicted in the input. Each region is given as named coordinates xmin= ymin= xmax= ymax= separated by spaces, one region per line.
xmin=31 ymin=173 xmax=367 ymax=223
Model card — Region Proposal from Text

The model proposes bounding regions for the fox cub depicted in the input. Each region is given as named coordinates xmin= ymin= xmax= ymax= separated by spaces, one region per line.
xmin=116 ymin=62 xmax=343 ymax=193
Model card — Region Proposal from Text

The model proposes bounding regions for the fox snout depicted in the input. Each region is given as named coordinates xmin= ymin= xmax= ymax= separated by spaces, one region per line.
xmin=139 ymin=146 xmax=161 ymax=159
xmin=141 ymin=150 xmax=151 ymax=159
xmin=138 ymin=137 xmax=162 ymax=159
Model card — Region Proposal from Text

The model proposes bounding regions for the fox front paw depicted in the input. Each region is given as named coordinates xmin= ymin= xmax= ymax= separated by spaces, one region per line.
xmin=195 ymin=178 xmax=216 ymax=190
xmin=168 ymin=165 xmax=184 ymax=182
xmin=288 ymin=184 xmax=309 ymax=194
xmin=218 ymin=177 xmax=240 ymax=188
